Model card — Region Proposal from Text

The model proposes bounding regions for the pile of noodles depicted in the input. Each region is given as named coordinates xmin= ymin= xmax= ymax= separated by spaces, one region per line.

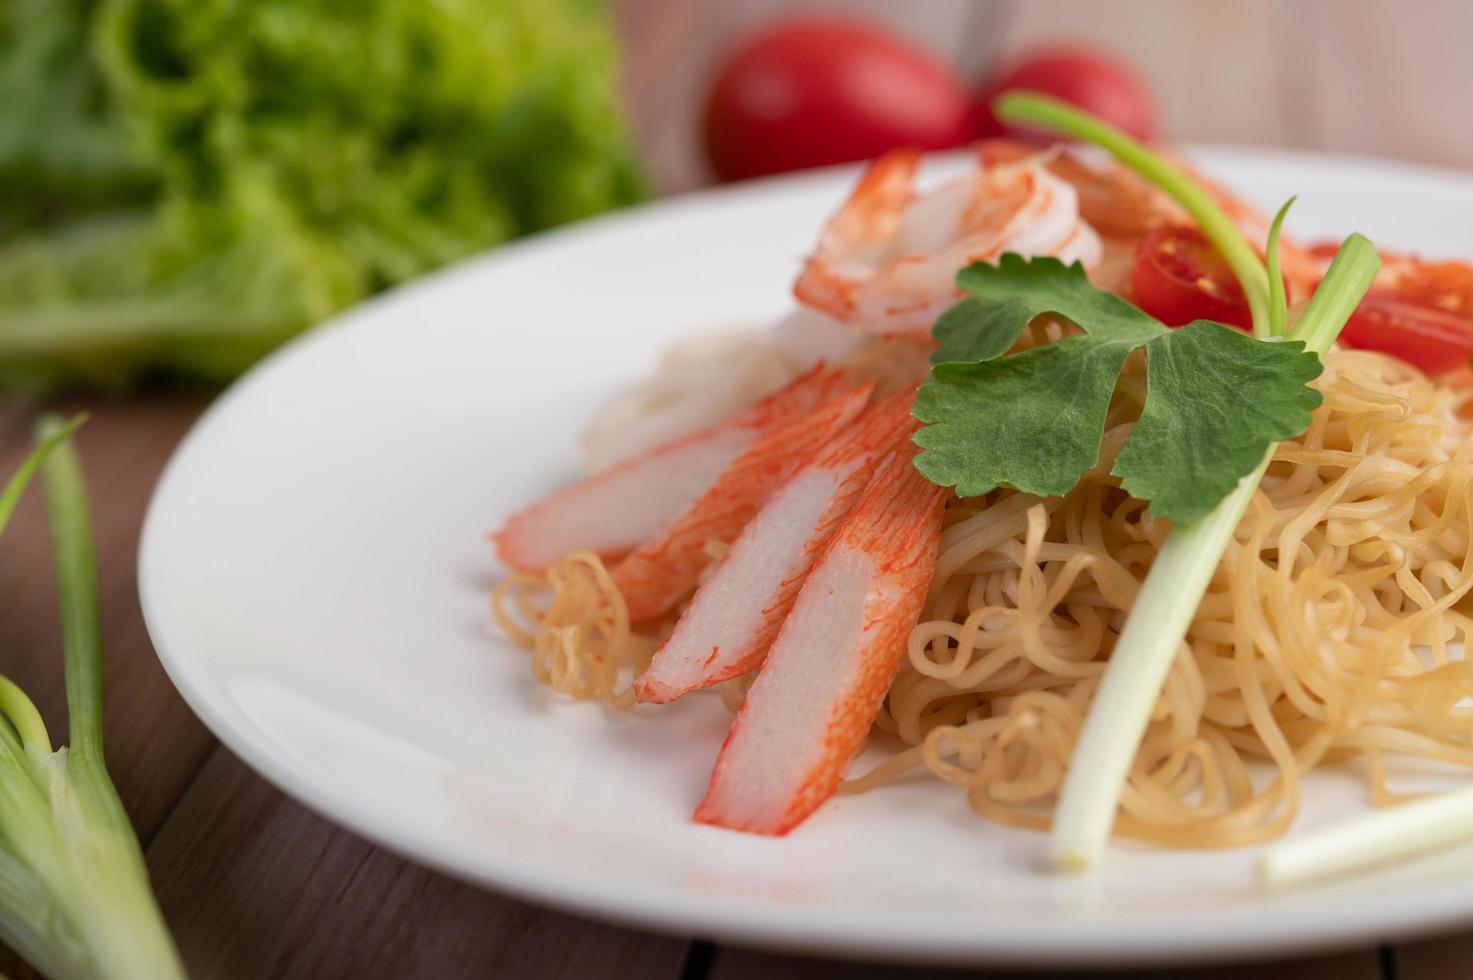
xmin=493 ymin=333 xmax=1473 ymax=849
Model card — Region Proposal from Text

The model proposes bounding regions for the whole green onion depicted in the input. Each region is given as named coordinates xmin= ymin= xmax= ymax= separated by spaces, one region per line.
xmin=0 ymin=415 xmax=184 ymax=979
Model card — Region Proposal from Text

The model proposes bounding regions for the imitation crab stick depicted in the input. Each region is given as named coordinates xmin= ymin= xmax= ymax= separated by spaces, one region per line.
xmin=494 ymin=366 xmax=856 ymax=571
xmin=612 ymin=379 xmax=874 ymax=621
xmin=694 ymin=450 xmax=946 ymax=835
xmin=634 ymin=389 xmax=918 ymax=704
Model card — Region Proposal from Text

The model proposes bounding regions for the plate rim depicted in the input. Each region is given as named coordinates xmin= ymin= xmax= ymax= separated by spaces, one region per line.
xmin=139 ymin=144 xmax=1473 ymax=967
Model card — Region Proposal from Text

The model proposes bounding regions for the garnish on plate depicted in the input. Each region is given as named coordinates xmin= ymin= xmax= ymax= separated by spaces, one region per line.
xmin=913 ymin=253 xmax=1324 ymax=522
xmin=492 ymin=88 xmax=1473 ymax=887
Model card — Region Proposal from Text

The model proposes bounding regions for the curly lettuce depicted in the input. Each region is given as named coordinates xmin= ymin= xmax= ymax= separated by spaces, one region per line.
xmin=0 ymin=0 xmax=645 ymax=390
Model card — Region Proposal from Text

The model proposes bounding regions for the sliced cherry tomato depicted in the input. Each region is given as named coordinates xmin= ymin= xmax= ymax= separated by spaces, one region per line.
xmin=1130 ymin=225 xmax=1253 ymax=330
xmin=702 ymin=18 xmax=969 ymax=182
xmin=1338 ymin=291 xmax=1473 ymax=374
xmin=971 ymin=46 xmax=1156 ymax=144
xmin=1383 ymin=260 xmax=1473 ymax=318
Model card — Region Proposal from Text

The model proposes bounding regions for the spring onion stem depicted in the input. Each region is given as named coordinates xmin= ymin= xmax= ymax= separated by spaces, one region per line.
xmin=1290 ymin=235 xmax=1381 ymax=352
xmin=33 ymin=415 xmax=186 ymax=979
xmin=0 ymin=678 xmax=50 ymax=755
xmin=1052 ymin=453 xmax=1269 ymax=869
xmin=0 ymin=414 xmax=85 ymax=542
xmin=995 ymin=92 xmax=1274 ymax=339
xmin=38 ymin=417 xmax=106 ymax=763
xmin=1260 ymin=784 xmax=1473 ymax=888
xmin=0 ymin=840 xmax=77 ymax=980
xmin=1051 ymin=238 xmax=1378 ymax=870
xmin=1265 ymin=198 xmax=1295 ymax=337
xmin=996 ymin=90 xmax=1386 ymax=872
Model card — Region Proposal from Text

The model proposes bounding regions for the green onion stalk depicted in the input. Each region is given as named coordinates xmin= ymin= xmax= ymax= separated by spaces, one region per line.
xmin=993 ymin=93 xmax=1381 ymax=871
xmin=0 ymin=416 xmax=185 ymax=979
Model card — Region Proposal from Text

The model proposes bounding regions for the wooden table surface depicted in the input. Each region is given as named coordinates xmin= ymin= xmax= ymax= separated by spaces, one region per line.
xmin=5 ymin=1 xmax=1473 ymax=977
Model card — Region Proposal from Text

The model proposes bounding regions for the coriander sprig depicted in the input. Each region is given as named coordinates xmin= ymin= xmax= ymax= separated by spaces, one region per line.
xmin=913 ymin=256 xmax=1323 ymax=523
xmin=929 ymin=93 xmax=1380 ymax=872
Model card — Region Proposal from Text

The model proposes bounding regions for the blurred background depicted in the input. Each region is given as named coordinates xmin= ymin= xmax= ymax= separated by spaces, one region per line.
xmin=618 ymin=0 xmax=1473 ymax=191
xmin=2 ymin=0 xmax=1470 ymax=394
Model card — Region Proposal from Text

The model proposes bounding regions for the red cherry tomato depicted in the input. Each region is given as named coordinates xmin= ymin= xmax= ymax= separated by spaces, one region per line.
xmin=1338 ymin=292 xmax=1473 ymax=374
xmin=702 ymin=18 xmax=969 ymax=182
xmin=972 ymin=46 xmax=1156 ymax=143
xmin=1130 ymin=225 xmax=1253 ymax=330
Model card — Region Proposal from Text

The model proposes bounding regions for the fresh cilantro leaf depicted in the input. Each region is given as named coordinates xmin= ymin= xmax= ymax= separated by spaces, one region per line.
xmin=913 ymin=254 xmax=1326 ymax=522
xmin=1113 ymin=322 xmax=1323 ymax=522
xmin=915 ymin=336 xmax=1141 ymax=498
xmin=933 ymin=255 xmax=1161 ymax=363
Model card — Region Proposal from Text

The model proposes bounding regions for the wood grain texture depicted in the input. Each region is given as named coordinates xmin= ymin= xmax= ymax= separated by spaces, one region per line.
xmin=708 ymin=946 xmax=1385 ymax=980
xmin=1306 ymin=0 xmax=1473 ymax=168
xmin=146 ymin=748 xmax=690 ymax=980
xmin=1393 ymin=932 xmax=1472 ymax=980
xmin=993 ymin=0 xmax=1312 ymax=148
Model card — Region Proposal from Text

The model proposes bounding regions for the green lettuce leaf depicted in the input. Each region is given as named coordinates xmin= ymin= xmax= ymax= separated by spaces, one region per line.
xmin=0 ymin=0 xmax=646 ymax=391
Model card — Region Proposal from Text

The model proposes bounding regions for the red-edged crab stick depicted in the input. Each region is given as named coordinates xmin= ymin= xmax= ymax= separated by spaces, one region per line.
xmin=695 ymin=449 xmax=946 ymax=835
xmin=611 ymin=378 xmax=874 ymax=621
xmin=634 ymin=388 xmax=919 ymax=704
xmin=494 ymin=365 xmax=857 ymax=571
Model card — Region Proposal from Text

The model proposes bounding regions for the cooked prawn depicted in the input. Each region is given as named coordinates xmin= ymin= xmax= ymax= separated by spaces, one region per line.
xmin=976 ymin=139 xmax=1176 ymax=240
xmin=793 ymin=147 xmax=1102 ymax=336
xmin=979 ymin=140 xmax=1332 ymax=300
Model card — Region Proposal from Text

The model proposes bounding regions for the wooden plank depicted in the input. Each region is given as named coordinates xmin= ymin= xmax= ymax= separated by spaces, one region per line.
xmin=708 ymin=945 xmax=1384 ymax=980
xmin=146 ymin=747 xmax=691 ymax=980
xmin=991 ymin=0 xmax=1313 ymax=149
xmin=1304 ymin=0 xmax=1473 ymax=169
xmin=609 ymin=0 xmax=1012 ymax=193
xmin=1393 ymin=931 xmax=1472 ymax=980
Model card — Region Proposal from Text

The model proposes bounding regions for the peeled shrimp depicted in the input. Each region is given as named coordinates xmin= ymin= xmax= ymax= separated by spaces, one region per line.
xmin=793 ymin=146 xmax=1102 ymax=336
xmin=976 ymin=139 xmax=1177 ymax=240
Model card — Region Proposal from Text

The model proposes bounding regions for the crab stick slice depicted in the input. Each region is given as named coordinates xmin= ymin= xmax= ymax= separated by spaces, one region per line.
xmin=634 ymin=389 xmax=919 ymax=704
xmin=694 ymin=450 xmax=946 ymax=835
xmin=612 ymin=379 xmax=874 ymax=621
xmin=494 ymin=366 xmax=856 ymax=571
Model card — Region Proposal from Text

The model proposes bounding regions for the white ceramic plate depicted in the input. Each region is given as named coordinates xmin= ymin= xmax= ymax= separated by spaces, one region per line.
xmin=141 ymin=148 xmax=1473 ymax=967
